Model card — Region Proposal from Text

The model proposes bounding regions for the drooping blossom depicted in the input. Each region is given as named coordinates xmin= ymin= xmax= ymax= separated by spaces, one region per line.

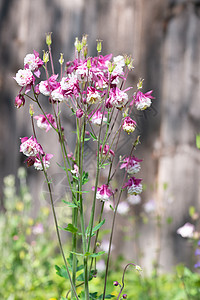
xmin=39 ymin=74 xmax=59 ymax=96
xmin=20 ymin=136 xmax=43 ymax=157
xmin=123 ymin=176 xmax=142 ymax=195
xmin=15 ymin=94 xmax=25 ymax=108
xmin=134 ymin=90 xmax=154 ymax=110
xmin=34 ymin=114 xmax=57 ymax=132
xmin=89 ymin=108 xmax=107 ymax=125
xmin=127 ymin=194 xmax=141 ymax=205
xmin=117 ymin=201 xmax=129 ymax=215
xmin=99 ymin=144 xmax=115 ymax=159
xmin=71 ymin=164 xmax=79 ymax=177
xmin=120 ymin=156 xmax=142 ymax=174
xmin=33 ymin=153 xmax=53 ymax=170
xmin=86 ymin=86 xmax=101 ymax=104
xmin=143 ymin=199 xmax=156 ymax=213
xmin=122 ymin=117 xmax=137 ymax=134
xmin=96 ymin=184 xmax=113 ymax=202
xmin=177 ymin=222 xmax=195 ymax=238
xmin=51 ymin=86 xmax=67 ymax=102
xmin=14 ymin=69 xmax=35 ymax=92
xmin=24 ymin=50 xmax=43 ymax=77
xmin=106 ymin=87 xmax=130 ymax=109
xmin=76 ymin=108 xmax=84 ymax=118
xmin=60 ymin=73 xmax=79 ymax=96
xmin=32 ymin=223 xmax=44 ymax=235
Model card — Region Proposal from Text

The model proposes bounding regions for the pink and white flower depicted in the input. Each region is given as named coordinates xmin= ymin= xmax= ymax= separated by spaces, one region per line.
xmin=20 ymin=136 xmax=43 ymax=157
xmin=134 ymin=90 xmax=154 ymax=110
xmin=106 ymin=87 xmax=129 ymax=109
xmin=14 ymin=69 xmax=35 ymax=87
xmin=76 ymin=62 xmax=92 ymax=82
xmin=60 ymin=73 xmax=79 ymax=91
xmin=86 ymin=86 xmax=101 ymax=104
xmin=24 ymin=50 xmax=43 ymax=77
xmin=122 ymin=117 xmax=137 ymax=133
xmin=34 ymin=153 xmax=53 ymax=170
xmin=34 ymin=114 xmax=56 ymax=132
xmin=15 ymin=94 xmax=25 ymax=108
xmin=177 ymin=222 xmax=195 ymax=238
xmin=99 ymin=144 xmax=115 ymax=159
xmin=89 ymin=108 xmax=107 ymax=125
xmin=51 ymin=86 xmax=67 ymax=102
xmin=123 ymin=176 xmax=142 ymax=195
xmin=96 ymin=184 xmax=113 ymax=202
xmin=120 ymin=156 xmax=142 ymax=174
xmin=39 ymin=74 xmax=59 ymax=96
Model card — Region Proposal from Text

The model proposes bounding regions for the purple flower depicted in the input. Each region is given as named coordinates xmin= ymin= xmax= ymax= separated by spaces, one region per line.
xmin=89 ymin=108 xmax=107 ymax=125
xmin=15 ymin=94 xmax=25 ymax=108
xmin=20 ymin=136 xmax=44 ymax=157
xmin=133 ymin=90 xmax=154 ymax=111
xmin=34 ymin=114 xmax=57 ymax=132
xmin=120 ymin=156 xmax=142 ymax=174
xmin=122 ymin=117 xmax=137 ymax=134
xmin=123 ymin=177 xmax=143 ymax=195
xmin=34 ymin=153 xmax=53 ymax=171
xmin=195 ymin=248 xmax=200 ymax=256
xmin=95 ymin=184 xmax=113 ymax=202
xmin=194 ymin=262 xmax=200 ymax=268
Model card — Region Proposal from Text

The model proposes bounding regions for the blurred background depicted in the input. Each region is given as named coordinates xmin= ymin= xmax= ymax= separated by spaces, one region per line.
xmin=0 ymin=0 xmax=200 ymax=276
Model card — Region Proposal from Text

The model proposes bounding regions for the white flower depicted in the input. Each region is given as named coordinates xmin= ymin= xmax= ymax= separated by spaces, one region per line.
xmin=127 ymin=194 xmax=141 ymax=205
xmin=117 ymin=202 xmax=129 ymax=215
xmin=51 ymin=87 xmax=67 ymax=102
xmin=24 ymin=54 xmax=39 ymax=71
xmin=14 ymin=69 xmax=34 ymax=87
xmin=177 ymin=222 xmax=195 ymax=238
xmin=39 ymin=81 xmax=50 ymax=96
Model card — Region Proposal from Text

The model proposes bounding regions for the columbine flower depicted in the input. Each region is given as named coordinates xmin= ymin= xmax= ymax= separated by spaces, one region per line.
xmin=76 ymin=108 xmax=84 ymax=118
xmin=34 ymin=153 xmax=53 ymax=170
xmin=24 ymin=50 xmax=43 ymax=77
xmin=143 ymin=199 xmax=155 ymax=213
xmin=60 ymin=73 xmax=79 ymax=92
xmin=99 ymin=144 xmax=115 ymax=159
xmin=122 ymin=117 xmax=137 ymax=134
xmin=86 ymin=86 xmax=101 ymax=104
xmin=120 ymin=156 xmax=142 ymax=174
xmin=51 ymin=86 xmax=67 ymax=102
xmin=76 ymin=62 xmax=92 ymax=82
xmin=127 ymin=194 xmax=141 ymax=205
xmin=96 ymin=184 xmax=113 ymax=202
xmin=15 ymin=94 xmax=25 ymax=108
xmin=34 ymin=114 xmax=56 ymax=132
xmin=14 ymin=69 xmax=35 ymax=89
xmin=123 ymin=177 xmax=142 ymax=195
xmin=177 ymin=222 xmax=195 ymax=238
xmin=89 ymin=108 xmax=107 ymax=125
xmin=71 ymin=164 xmax=79 ymax=177
xmin=20 ymin=136 xmax=43 ymax=157
xmin=32 ymin=223 xmax=44 ymax=235
xmin=113 ymin=55 xmax=125 ymax=67
xmin=106 ymin=87 xmax=129 ymax=109
xmin=134 ymin=90 xmax=154 ymax=110
xmin=39 ymin=74 xmax=59 ymax=96
xmin=117 ymin=201 xmax=129 ymax=215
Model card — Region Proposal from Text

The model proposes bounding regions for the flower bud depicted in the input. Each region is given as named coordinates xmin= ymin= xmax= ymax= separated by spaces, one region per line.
xmin=46 ymin=32 xmax=52 ymax=46
xmin=15 ymin=94 xmax=25 ymax=108
xmin=74 ymin=37 xmax=83 ymax=52
xmin=76 ymin=108 xmax=84 ymax=118
xmin=97 ymin=40 xmax=102 ymax=53
xmin=43 ymin=51 xmax=49 ymax=63
xmin=87 ymin=58 xmax=91 ymax=69
xmin=123 ymin=294 xmax=127 ymax=299
xmin=113 ymin=281 xmax=119 ymax=286
xmin=137 ymin=78 xmax=144 ymax=90
xmin=82 ymin=34 xmax=88 ymax=46
xmin=29 ymin=104 xmax=34 ymax=116
xmin=59 ymin=53 xmax=64 ymax=65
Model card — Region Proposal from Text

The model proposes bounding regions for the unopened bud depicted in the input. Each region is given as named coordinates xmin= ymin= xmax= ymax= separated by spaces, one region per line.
xmin=125 ymin=55 xmax=134 ymax=70
xmin=29 ymin=104 xmax=34 ymax=116
xmin=137 ymin=78 xmax=144 ymax=90
xmin=74 ymin=37 xmax=83 ymax=52
xmin=87 ymin=58 xmax=91 ymax=69
xmin=46 ymin=32 xmax=52 ymax=46
xmin=97 ymin=39 xmax=102 ymax=53
xmin=43 ymin=51 xmax=49 ymax=63
xmin=113 ymin=281 xmax=119 ymax=286
xmin=59 ymin=53 xmax=64 ymax=65
xmin=135 ymin=265 xmax=142 ymax=272
xmin=82 ymin=34 xmax=88 ymax=46
xmin=122 ymin=294 xmax=127 ymax=299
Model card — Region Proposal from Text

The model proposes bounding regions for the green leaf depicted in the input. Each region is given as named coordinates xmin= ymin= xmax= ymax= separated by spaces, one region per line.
xmin=189 ymin=206 xmax=195 ymax=218
xmin=55 ymin=265 xmax=69 ymax=279
xmin=90 ymin=251 xmax=105 ymax=258
xmin=56 ymin=163 xmax=67 ymax=172
xmin=90 ymin=132 xmax=98 ymax=141
xmin=59 ymin=223 xmax=78 ymax=234
xmin=92 ymin=219 xmax=105 ymax=234
xmin=62 ymin=200 xmax=78 ymax=208
xmin=196 ymin=134 xmax=200 ymax=149
xmin=82 ymin=171 xmax=89 ymax=185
